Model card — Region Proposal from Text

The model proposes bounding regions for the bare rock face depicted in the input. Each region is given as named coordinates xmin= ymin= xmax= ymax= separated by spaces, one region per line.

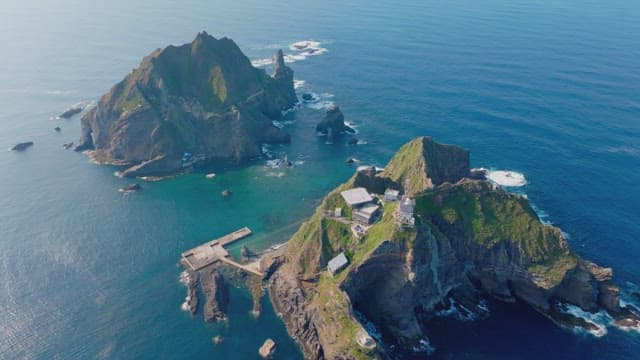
xmin=76 ymin=32 xmax=297 ymax=177
xmin=268 ymin=267 xmax=325 ymax=359
xmin=203 ymin=270 xmax=230 ymax=322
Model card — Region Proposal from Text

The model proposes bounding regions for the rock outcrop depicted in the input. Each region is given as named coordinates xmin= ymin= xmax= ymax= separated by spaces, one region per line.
xmin=203 ymin=269 xmax=230 ymax=322
xmin=10 ymin=141 xmax=34 ymax=151
xmin=76 ymin=32 xmax=297 ymax=177
xmin=265 ymin=136 xmax=639 ymax=359
xmin=316 ymin=106 xmax=355 ymax=138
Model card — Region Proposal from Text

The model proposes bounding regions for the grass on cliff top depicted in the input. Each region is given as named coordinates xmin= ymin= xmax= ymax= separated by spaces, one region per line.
xmin=381 ymin=138 xmax=430 ymax=195
xmin=415 ymin=181 xmax=576 ymax=287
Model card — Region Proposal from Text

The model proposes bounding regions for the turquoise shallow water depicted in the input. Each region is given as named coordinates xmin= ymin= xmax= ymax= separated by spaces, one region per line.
xmin=1 ymin=0 xmax=639 ymax=358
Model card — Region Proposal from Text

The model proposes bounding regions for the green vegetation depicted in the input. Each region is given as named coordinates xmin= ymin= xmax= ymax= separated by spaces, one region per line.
xmin=321 ymin=218 xmax=355 ymax=260
xmin=381 ymin=138 xmax=430 ymax=195
xmin=211 ymin=65 xmax=228 ymax=103
xmin=323 ymin=190 xmax=352 ymax=219
xmin=416 ymin=183 xmax=560 ymax=259
xmin=114 ymin=87 xmax=146 ymax=113
xmin=415 ymin=181 xmax=576 ymax=287
xmin=313 ymin=274 xmax=378 ymax=360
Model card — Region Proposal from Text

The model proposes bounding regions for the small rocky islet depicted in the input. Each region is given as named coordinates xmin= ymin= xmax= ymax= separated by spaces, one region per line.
xmin=74 ymin=31 xmax=297 ymax=178
xmin=74 ymin=33 xmax=639 ymax=359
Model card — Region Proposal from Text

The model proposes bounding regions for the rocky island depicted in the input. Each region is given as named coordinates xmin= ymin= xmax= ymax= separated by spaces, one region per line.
xmin=263 ymin=136 xmax=640 ymax=359
xmin=75 ymin=32 xmax=297 ymax=177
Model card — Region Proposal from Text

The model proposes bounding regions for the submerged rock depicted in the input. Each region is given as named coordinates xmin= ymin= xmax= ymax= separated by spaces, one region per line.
xmin=212 ymin=335 xmax=224 ymax=345
xmin=10 ymin=141 xmax=34 ymax=151
xmin=302 ymin=93 xmax=315 ymax=101
xmin=54 ymin=126 xmax=61 ymax=132
xmin=59 ymin=107 xmax=83 ymax=119
xmin=75 ymin=32 xmax=297 ymax=177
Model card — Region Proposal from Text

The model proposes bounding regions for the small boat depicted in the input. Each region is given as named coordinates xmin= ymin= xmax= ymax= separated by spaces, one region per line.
xmin=205 ymin=173 xmax=216 ymax=179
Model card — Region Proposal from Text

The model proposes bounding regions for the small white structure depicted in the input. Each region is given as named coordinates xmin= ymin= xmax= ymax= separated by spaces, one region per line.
xmin=328 ymin=252 xmax=349 ymax=276
xmin=396 ymin=196 xmax=416 ymax=227
xmin=341 ymin=188 xmax=374 ymax=208
xmin=353 ymin=204 xmax=380 ymax=225
xmin=384 ymin=189 xmax=400 ymax=202
xmin=334 ymin=208 xmax=343 ymax=218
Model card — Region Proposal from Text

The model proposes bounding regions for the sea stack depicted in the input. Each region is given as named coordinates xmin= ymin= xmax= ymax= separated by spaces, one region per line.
xmin=272 ymin=49 xmax=298 ymax=107
xmin=75 ymin=32 xmax=297 ymax=177
xmin=316 ymin=106 xmax=355 ymax=137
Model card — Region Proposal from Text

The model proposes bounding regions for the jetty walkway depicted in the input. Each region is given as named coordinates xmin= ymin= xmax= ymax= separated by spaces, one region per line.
xmin=181 ymin=227 xmax=263 ymax=276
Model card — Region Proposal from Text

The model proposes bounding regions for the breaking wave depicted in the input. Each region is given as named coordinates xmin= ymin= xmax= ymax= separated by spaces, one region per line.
xmin=486 ymin=170 xmax=527 ymax=187
xmin=251 ymin=40 xmax=328 ymax=67
xmin=559 ymin=304 xmax=610 ymax=337
xmin=304 ymin=92 xmax=335 ymax=111
xmin=293 ymin=79 xmax=306 ymax=89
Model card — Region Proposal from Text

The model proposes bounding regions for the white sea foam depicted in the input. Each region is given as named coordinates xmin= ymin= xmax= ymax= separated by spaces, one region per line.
xmin=356 ymin=140 xmax=368 ymax=145
xmin=261 ymin=144 xmax=274 ymax=159
xmin=180 ymin=301 xmax=190 ymax=312
xmin=293 ymin=79 xmax=307 ymax=89
xmin=561 ymin=304 xmax=610 ymax=337
xmin=305 ymin=93 xmax=335 ymax=110
xmin=251 ymin=40 xmax=328 ymax=67
xmin=272 ymin=119 xmax=296 ymax=129
xmin=412 ymin=338 xmax=436 ymax=355
xmin=251 ymin=58 xmax=275 ymax=67
xmin=344 ymin=121 xmax=359 ymax=134
xmin=487 ymin=170 xmax=527 ymax=187
xmin=265 ymin=171 xmax=286 ymax=178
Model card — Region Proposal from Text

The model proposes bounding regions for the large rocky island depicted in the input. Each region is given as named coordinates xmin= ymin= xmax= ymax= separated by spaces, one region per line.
xmin=263 ymin=136 xmax=640 ymax=359
xmin=76 ymin=32 xmax=297 ymax=177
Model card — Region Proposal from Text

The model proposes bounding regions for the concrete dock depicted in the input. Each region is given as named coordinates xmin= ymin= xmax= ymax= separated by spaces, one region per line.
xmin=181 ymin=227 xmax=255 ymax=272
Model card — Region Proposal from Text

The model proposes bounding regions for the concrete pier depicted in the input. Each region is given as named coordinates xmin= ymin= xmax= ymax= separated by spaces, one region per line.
xmin=181 ymin=227 xmax=255 ymax=272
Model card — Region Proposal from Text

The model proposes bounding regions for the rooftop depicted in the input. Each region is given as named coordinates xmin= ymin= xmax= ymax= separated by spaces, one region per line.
xmin=340 ymin=187 xmax=374 ymax=206
xmin=328 ymin=252 xmax=349 ymax=274
xmin=385 ymin=189 xmax=400 ymax=196
xmin=356 ymin=204 xmax=380 ymax=216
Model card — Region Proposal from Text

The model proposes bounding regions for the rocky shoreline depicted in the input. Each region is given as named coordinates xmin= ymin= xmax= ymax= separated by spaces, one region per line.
xmin=261 ymin=136 xmax=640 ymax=359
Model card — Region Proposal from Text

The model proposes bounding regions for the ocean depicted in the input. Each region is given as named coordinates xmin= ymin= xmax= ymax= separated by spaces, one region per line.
xmin=0 ymin=0 xmax=639 ymax=358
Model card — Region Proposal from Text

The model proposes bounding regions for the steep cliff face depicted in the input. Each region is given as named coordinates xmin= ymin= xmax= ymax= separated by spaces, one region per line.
xmin=76 ymin=32 xmax=297 ymax=176
xmin=381 ymin=136 xmax=470 ymax=195
xmin=267 ymin=136 xmax=638 ymax=359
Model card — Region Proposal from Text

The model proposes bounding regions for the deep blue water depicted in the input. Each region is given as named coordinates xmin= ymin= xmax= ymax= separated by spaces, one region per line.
xmin=1 ymin=0 xmax=639 ymax=358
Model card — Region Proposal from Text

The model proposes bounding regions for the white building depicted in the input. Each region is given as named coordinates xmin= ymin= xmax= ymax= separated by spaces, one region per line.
xmin=341 ymin=188 xmax=374 ymax=208
xmin=396 ymin=196 xmax=416 ymax=227
xmin=384 ymin=189 xmax=400 ymax=202
xmin=353 ymin=204 xmax=380 ymax=225
xmin=328 ymin=252 xmax=349 ymax=276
